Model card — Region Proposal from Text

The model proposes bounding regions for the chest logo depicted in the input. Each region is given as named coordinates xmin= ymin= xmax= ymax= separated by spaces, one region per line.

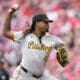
xmin=28 ymin=41 xmax=52 ymax=51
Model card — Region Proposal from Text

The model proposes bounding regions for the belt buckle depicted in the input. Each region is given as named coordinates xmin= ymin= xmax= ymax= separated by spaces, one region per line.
xmin=33 ymin=74 xmax=42 ymax=78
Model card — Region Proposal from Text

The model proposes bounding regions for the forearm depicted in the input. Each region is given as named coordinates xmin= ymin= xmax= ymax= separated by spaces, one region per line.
xmin=3 ymin=4 xmax=19 ymax=35
xmin=3 ymin=12 xmax=12 ymax=34
xmin=54 ymin=44 xmax=69 ymax=67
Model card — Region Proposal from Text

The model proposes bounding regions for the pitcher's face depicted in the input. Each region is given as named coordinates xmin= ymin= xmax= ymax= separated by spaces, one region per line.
xmin=35 ymin=21 xmax=49 ymax=34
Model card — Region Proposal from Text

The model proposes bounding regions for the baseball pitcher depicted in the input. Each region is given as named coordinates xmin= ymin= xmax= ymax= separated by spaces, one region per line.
xmin=3 ymin=4 xmax=69 ymax=80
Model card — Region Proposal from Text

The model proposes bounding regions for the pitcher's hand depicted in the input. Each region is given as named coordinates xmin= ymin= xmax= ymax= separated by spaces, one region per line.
xmin=8 ymin=4 xmax=19 ymax=14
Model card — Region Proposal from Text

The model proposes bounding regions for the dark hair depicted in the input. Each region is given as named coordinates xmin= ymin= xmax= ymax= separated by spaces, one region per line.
xmin=30 ymin=22 xmax=36 ymax=33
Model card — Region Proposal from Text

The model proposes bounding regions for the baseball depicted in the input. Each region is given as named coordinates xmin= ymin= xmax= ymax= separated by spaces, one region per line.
xmin=12 ymin=4 xmax=19 ymax=9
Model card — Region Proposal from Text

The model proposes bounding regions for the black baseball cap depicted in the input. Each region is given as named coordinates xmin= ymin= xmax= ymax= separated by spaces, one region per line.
xmin=32 ymin=13 xmax=53 ymax=23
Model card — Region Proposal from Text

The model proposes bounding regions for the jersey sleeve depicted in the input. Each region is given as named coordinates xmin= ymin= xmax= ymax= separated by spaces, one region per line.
xmin=11 ymin=31 xmax=23 ymax=42
xmin=51 ymin=35 xmax=64 ymax=47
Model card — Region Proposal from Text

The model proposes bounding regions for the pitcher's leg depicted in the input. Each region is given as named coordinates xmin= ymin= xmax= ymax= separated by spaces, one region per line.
xmin=11 ymin=66 xmax=39 ymax=80
xmin=40 ymin=71 xmax=58 ymax=80
xmin=11 ymin=66 xmax=21 ymax=80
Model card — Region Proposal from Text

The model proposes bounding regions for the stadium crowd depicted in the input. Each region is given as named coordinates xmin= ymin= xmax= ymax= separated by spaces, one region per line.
xmin=0 ymin=0 xmax=80 ymax=80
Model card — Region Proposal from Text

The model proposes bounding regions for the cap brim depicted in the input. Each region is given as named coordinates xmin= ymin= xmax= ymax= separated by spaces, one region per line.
xmin=43 ymin=19 xmax=53 ymax=22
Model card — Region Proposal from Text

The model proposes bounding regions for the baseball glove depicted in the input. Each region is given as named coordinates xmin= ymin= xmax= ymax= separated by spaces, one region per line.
xmin=55 ymin=45 xmax=69 ymax=67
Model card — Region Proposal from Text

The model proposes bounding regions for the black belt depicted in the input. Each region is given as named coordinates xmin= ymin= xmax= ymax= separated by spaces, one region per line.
xmin=21 ymin=66 xmax=28 ymax=73
xmin=21 ymin=66 xmax=42 ymax=78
